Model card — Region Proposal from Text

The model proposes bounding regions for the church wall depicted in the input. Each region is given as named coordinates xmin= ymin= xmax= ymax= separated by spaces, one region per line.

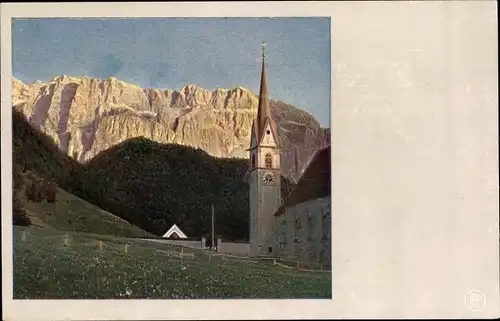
xmin=275 ymin=196 xmax=331 ymax=266
xmin=257 ymin=146 xmax=280 ymax=170
xmin=260 ymin=181 xmax=281 ymax=254
xmin=249 ymin=147 xmax=280 ymax=172
xmin=249 ymin=140 xmax=281 ymax=257
xmin=218 ymin=242 xmax=250 ymax=256
xmin=249 ymin=168 xmax=282 ymax=256
xmin=249 ymin=168 xmax=259 ymax=256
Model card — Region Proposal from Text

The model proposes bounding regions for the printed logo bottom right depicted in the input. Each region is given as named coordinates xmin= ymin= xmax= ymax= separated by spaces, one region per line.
xmin=465 ymin=289 xmax=486 ymax=312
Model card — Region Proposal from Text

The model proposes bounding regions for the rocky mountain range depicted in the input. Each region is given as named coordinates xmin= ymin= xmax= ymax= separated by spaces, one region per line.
xmin=12 ymin=76 xmax=330 ymax=182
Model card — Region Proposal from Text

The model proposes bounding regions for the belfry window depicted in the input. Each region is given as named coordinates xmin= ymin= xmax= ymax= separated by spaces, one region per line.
xmin=252 ymin=154 xmax=256 ymax=168
xmin=265 ymin=153 xmax=272 ymax=168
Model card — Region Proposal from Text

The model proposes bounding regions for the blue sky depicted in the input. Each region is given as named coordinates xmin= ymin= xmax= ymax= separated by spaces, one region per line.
xmin=12 ymin=18 xmax=331 ymax=127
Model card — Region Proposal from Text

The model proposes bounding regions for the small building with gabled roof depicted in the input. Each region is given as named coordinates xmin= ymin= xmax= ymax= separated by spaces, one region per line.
xmin=162 ymin=224 xmax=188 ymax=239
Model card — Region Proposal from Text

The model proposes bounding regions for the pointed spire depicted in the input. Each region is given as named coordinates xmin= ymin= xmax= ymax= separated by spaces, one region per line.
xmin=256 ymin=42 xmax=272 ymax=137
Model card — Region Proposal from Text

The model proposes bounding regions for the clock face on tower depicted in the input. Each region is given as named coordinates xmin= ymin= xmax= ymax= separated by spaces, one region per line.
xmin=263 ymin=172 xmax=275 ymax=185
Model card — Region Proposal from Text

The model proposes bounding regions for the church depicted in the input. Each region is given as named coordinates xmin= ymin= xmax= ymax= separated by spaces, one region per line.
xmin=248 ymin=44 xmax=331 ymax=267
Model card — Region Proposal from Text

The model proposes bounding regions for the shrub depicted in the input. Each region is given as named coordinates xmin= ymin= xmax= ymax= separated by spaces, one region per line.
xmin=13 ymin=167 xmax=24 ymax=192
xmin=25 ymin=181 xmax=43 ymax=202
xmin=13 ymin=196 xmax=31 ymax=226
xmin=25 ymin=177 xmax=57 ymax=203
xmin=44 ymin=180 xmax=57 ymax=203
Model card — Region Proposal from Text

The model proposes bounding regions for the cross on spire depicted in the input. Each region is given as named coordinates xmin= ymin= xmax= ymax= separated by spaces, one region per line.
xmin=261 ymin=42 xmax=266 ymax=58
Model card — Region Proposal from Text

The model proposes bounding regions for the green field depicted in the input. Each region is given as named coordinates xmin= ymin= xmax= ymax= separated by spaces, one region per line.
xmin=13 ymin=226 xmax=332 ymax=299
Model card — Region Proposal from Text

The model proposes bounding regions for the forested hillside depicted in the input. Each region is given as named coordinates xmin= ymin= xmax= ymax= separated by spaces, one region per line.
xmin=13 ymin=110 xmax=292 ymax=240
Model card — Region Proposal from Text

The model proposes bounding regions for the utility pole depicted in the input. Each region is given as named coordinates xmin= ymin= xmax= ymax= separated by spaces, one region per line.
xmin=211 ymin=204 xmax=215 ymax=250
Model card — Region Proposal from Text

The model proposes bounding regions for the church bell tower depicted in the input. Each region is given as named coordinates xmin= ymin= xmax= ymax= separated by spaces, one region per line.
xmin=248 ymin=43 xmax=281 ymax=257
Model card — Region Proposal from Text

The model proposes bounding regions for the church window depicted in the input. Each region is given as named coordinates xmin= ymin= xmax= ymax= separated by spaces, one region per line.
xmin=268 ymin=246 xmax=272 ymax=253
xmin=266 ymin=130 xmax=271 ymax=135
xmin=252 ymin=154 xmax=256 ymax=168
xmin=265 ymin=153 xmax=272 ymax=168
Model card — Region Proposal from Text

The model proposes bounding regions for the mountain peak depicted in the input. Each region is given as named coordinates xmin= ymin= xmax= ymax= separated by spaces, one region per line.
xmin=12 ymin=77 xmax=25 ymax=86
xmin=11 ymin=75 xmax=329 ymax=182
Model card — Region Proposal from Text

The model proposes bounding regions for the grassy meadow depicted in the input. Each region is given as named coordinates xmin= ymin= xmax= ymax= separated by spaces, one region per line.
xmin=13 ymin=226 xmax=332 ymax=299
xmin=20 ymin=180 xmax=155 ymax=239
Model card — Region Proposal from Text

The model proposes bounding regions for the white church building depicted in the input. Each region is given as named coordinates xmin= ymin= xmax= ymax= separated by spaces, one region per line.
xmin=247 ymin=44 xmax=331 ymax=266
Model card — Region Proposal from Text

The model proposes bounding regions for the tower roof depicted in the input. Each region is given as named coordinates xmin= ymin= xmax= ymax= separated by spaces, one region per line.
xmin=274 ymin=146 xmax=331 ymax=216
xmin=257 ymin=52 xmax=271 ymax=131
xmin=254 ymin=43 xmax=279 ymax=144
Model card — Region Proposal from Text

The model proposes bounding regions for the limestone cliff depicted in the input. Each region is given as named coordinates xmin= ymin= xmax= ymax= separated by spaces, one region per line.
xmin=12 ymin=76 xmax=330 ymax=182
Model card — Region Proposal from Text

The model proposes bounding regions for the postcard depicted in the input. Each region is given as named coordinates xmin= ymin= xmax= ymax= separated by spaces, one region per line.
xmin=1 ymin=1 xmax=498 ymax=320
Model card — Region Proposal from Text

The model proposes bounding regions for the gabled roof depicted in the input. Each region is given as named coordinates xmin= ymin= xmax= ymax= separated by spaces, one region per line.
xmin=257 ymin=117 xmax=279 ymax=147
xmin=162 ymin=224 xmax=188 ymax=239
xmin=275 ymin=146 xmax=331 ymax=216
xmin=248 ymin=120 xmax=259 ymax=150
